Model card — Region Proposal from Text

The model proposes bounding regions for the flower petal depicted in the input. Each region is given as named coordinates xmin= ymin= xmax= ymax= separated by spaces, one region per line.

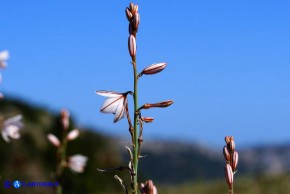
xmin=0 ymin=50 xmax=9 ymax=61
xmin=96 ymin=90 xmax=123 ymax=98
xmin=2 ymin=130 xmax=10 ymax=142
xmin=6 ymin=125 xmax=20 ymax=139
xmin=69 ymin=154 xmax=88 ymax=173
xmin=113 ymin=98 xmax=126 ymax=123
xmin=100 ymin=96 xmax=123 ymax=113
xmin=4 ymin=115 xmax=23 ymax=128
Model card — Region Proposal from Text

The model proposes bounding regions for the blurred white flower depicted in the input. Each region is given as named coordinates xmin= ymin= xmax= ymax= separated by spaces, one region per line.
xmin=96 ymin=90 xmax=130 ymax=123
xmin=1 ymin=115 xmax=23 ymax=142
xmin=66 ymin=129 xmax=79 ymax=141
xmin=68 ymin=154 xmax=88 ymax=173
xmin=0 ymin=50 xmax=9 ymax=68
xmin=47 ymin=133 xmax=61 ymax=147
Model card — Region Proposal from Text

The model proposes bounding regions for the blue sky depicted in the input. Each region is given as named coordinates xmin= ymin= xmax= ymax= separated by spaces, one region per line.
xmin=0 ymin=0 xmax=289 ymax=147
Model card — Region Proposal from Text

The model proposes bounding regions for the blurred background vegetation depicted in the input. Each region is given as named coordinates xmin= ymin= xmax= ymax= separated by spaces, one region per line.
xmin=0 ymin=97 xmax=289 ymax=194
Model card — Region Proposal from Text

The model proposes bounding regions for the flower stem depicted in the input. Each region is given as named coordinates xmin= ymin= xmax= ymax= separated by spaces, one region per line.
xmin=56 ymin=132 xmax=68 ymax=194
xmin=132 ymin=55 xmax=139 ymax=194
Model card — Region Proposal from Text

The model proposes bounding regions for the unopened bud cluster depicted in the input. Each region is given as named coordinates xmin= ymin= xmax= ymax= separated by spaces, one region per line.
xmin=140 ymin=180 xmax=157 ymax=194
xmin=126 ymin=2 xmax=140 ymax=59
xmin=223 ymin=136 xmax=238 ymax=190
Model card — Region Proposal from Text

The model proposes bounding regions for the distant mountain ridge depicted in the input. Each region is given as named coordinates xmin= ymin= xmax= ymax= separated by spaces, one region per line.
xmin=119 ymin=139 xmax=290 ymax=184
xmin=1 ymin=97 xmax=289 ymax=188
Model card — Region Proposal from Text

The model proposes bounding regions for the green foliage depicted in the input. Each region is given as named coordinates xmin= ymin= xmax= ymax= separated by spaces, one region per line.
xmin=158 ymin=174 xmax=290 ymax=194
xmin=0 ymin=98 xmax=125 ymax=194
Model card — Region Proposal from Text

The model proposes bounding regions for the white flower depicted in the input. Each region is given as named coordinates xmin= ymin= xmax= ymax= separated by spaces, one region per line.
xmin=47 ymin=133 xmax=61 ymax=147
xmin=66 ymin=129 xmax=79 ymax=141
xmin=0 ymin=50 xmax=9 ymax=68
xmin=2 ymin=115 xmax=23 ymax=142
xmin=96 ymin=90 xmax=130 ymax=123
xmin=68 ymin=154 xmax=88 ymax=173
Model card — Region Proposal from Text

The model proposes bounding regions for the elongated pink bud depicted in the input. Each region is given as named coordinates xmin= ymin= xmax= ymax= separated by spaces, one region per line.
xmin=223 ymin=146 xmax=230 ymax=162
xmin=225 ymin=136 xmax=235 ymax=152
xmin=126 ymin=7 xmax=133 ymax=21
xmin=128 ymin=35 xmax=136 ymax=58
xmin=224 ymin=164 xmax=233 ymax=189
xmin=141 ymin=117 xmax=154 ymax=123
xmin=133 ymin=13 xmax=140 ymax=30
xmin=129 ymin=3 xmax=134 ymax=12
xmin=231 ymin=151 xmax=238 ymax=172
xmin=60 ymin=109 xmax=70 ymax=130
xmin=131 ymin=4 xmax=138 ymax=15
xmin=224 ymin=136 xmax=231 ymax=145
xmin=47 ymin=134 xmax=60 ymax=147
xmin=67 ymin=129 xmax=79 ymax=141
xmin=140 ymin=63 xmax=167 ymax=76
xmin=142 ymin=100 xmax=173 ymax=110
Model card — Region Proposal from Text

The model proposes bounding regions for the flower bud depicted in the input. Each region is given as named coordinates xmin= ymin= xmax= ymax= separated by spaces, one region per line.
xmin=129 ymin=2 xmax=134 ymax=12
xmin=141 ymin=117 xmax=154 ymax=123
xmin=125 ymin=7 xmax=133 ymax=21
xmin=140 ymin=63 xmax=166 ymax=76
xmin=131 ymin=4 xmax=139 ymax=15
xmin=231 ymin=151 xmax=238 ymax=172
xmin=67 ymin=129 xmax=79 ymax=141
xmin=142 ymin=100 xmax=174 ymax=110
xmin=224 ymin=136 xmax=231 ymax=145
xmin=128 ymin=35 xmax=136 ymax=58
xmin=224 ymin=164 xmax=233 ymax=189
xmin=225 ymin=136 xmax=235 ymax=152
xmin=223 ymin=146 xmax=230 ymax=162
xmin=60 ymin=109 xmax=70 ymax=130
xmin=132 ymin=13 xmax=140 ymax=30
xmin=47 ymin=134 xmax=60 ymax=147
xmin=140 ymin=180 xmax=157 ymax=194
xmin=229 ymin=138 xmax=235 ymax=152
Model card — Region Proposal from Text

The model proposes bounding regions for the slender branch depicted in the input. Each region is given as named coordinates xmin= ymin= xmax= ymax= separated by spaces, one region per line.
xmin=56 ymin=128 xmax=68 ymax=194
xmin=125 ymin=100 xmax=134 ymax=144
xmin=137 ymin=117 xmax=144 ymax=159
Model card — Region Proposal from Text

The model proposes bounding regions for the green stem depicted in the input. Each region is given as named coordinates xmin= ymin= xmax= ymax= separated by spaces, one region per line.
xmin=132 ymin=56 xmax=139 ymax=194
xmin=56 ymin=184 xmax=62 ymax=194
xmin=56 ymin=132 xmax=68 ymax=194
xmin=230 ymin=183 xmax=234 ymax=194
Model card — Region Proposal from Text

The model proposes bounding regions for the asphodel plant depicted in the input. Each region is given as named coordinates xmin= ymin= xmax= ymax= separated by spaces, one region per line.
xmin=96 ymin=2 xmax=173 ymax=194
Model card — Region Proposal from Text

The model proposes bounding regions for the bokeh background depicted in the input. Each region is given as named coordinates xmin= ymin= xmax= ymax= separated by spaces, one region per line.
xmin=0 ymin=0 xmax=290 ymax=193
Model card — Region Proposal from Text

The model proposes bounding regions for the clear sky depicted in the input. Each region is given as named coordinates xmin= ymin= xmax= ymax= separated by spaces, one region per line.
xmin=1 ymin=0 xmax=289 ymax=147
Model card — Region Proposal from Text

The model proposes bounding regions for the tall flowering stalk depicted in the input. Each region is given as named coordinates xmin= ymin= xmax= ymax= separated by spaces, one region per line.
xmin=223 ymin=136 xmax=239 ymax=194
xmin=47 ymin=109 xmax=88 ymax=194
xmin=96 ymin=2 xmax=173 ymax=194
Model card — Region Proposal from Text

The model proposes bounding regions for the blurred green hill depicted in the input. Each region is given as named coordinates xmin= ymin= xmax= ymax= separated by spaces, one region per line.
xmin=0 ymin=98 xmax=126 ymax=194
xmin=0 ymin=97 xmax=289 ymax=194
